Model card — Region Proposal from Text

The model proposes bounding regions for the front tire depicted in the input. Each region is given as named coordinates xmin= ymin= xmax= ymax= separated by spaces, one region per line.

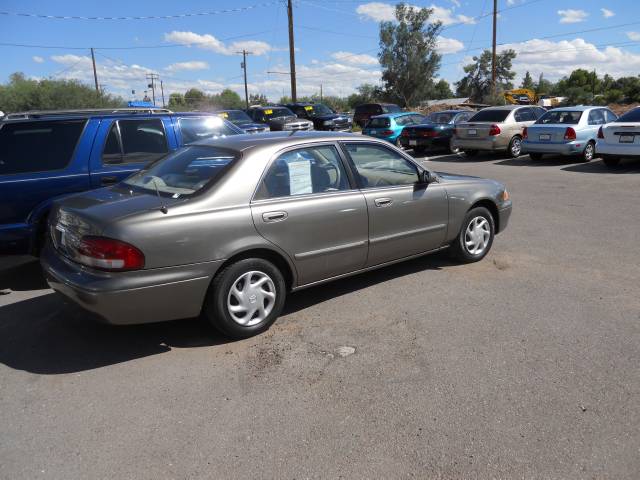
xmin=449 ymin=206 xmax=495 ymax=263
xmin=204 ymin=258 xmax=286 ymax=339
xmin=508 ymin=136 xmax=522 ymax=158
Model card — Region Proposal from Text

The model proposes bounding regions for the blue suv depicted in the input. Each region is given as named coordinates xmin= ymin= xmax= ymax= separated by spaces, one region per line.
xmin=0 ymin=107 xmax=242 ymax=254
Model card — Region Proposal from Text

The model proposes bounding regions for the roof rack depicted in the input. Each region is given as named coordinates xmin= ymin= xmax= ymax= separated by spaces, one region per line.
xmin=3 ymin=107 xmax=173 ymax=120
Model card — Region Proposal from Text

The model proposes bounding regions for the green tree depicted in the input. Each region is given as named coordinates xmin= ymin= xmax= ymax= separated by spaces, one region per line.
xmin=535 ymin=73 xmax=554 ymax=95
xmin=249 ymin=93 xmax=268 ymax=105
xmin=347 ymin=83 xmax=384 ymax=109
xmin=378 ymin=3 xmax=443 ymax=107
xmin=213 ymin=89 xmax=244 ymax=109
xmin=183 ymin=88 xmax=206 ymax=108
xmin=432 ymin=79 xmax=453 ymax=99
xmin=455 ymin=49 xmax=516 ymax=103
xmin=0 ymin=72 xmax=123 ymax=113
xmin=520 ymin=71 xmax=535 ymax=90
xmin=167 ymin=92 xmax=186 ymax=109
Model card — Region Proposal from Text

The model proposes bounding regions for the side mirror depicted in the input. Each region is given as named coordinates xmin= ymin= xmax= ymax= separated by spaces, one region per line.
xmin=419 ymin=170 xmax=436 ymax=184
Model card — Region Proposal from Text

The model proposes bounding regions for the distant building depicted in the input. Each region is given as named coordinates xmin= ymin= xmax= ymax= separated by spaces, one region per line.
xmin=421 ymin=97 xmax=471 ymax=108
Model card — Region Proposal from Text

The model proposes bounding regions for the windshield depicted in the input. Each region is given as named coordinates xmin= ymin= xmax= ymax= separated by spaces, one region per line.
xmin=263 ymin=107 xmax=293 ymax=119
xmin=305 ymin=104 xmax=334 ymax=116
xmin=178 ymin=117 xmax=240 ymax=143
xmin=123 ymin=145 xmax=238 ymax=197
xmin=536 ymin=110 xmax=582 ymax=125
xmin=616 ymin=107 xmax=640 ymax=122
xmin=382 ymin=104 xmax=402 ymax=113
xmin=219 ymin=110 xmax=252 ymax=123
xmin=468 ymin=109 xmax=510 ymax=122
xmin=427 ymin=112 xmax=455 ymax=124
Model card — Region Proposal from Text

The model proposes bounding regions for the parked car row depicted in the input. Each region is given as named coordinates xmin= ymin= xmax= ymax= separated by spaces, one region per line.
xmin=359 ymin=103 xmax=640 ymax=168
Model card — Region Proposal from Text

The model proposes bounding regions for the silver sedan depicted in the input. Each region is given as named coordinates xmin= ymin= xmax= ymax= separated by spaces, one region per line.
xmin=42 ymin=132 xmax=512 ymax=339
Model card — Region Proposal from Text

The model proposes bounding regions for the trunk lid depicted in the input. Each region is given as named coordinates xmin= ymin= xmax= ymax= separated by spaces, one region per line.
xmin=526 ymin=124 xmax=570 ymax=143
xmin=456 ymin=122 xmax=496 ymax=140
xmin=602 ymin=123 xmax=640 ymax=145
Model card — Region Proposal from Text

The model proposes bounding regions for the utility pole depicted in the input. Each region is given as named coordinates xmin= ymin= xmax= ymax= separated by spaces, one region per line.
xmin=90 ymin=48 xmax=99 ymax=94
xmin=160 ymin=80 xmax=165 ymax=108
xmin=287 ymin=0 xmax=297 ymax=102
xmin=320 ymin=84 xmax=323 ymax=102
xmin=491 ymin=0 xmax=497 ymax=96
xmin=238 ymin=49 xmax=253 ymax=109
xmin=146 ymin=73 xmax=160 ymax=106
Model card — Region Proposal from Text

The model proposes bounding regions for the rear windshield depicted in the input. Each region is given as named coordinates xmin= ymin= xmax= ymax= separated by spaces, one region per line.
xmin=262 ymin=107 xmax=293 ymax=118
xmin=0 ymin=120 xmax=86 ymax=175
xmin=468 ymin=109 xmax=510 ymax=122
xmin=123 ymin=145 xmax=238 ymax=197
xmin=428 ymin=112 xmax=455 ymax=124
xmin=368 ymin=117 xmax=391 ymax=128
xmin=355 ymin=105 xmax=379 ymax=115
xmin=218 ymin=110 xmax=252 ymax=123
xmin=382 ymin=104 xmax=402 ymax=113
xmin=536 ymin=110 xmax=582 ymax=125
xmin=616 ymin=107 xmax=640 ymax=122
xmin=179 ymin=117 xmax=240 ymax=144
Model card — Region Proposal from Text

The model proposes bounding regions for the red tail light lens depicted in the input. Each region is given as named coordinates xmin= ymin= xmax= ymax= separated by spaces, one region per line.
xmin=597 ymin=126 xmax=604 ymax=139
xmin=564 ymin=127 xmax=576 ymax=140
xmin=523 ymin=127 xmax=528 ymax=139
xmin=489 ymin=124 xmax=501 ymax=136
xmin=76 ymin=236 xmax=145 ymax=271
xmin=421 ymin=130 xmax=437 ymax=137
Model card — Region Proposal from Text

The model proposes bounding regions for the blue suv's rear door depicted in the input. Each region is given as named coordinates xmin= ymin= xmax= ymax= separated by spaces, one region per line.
xmin=89 ymin=117 xmax=177 ymax=188
xmin=0 ymin=118 xmax=97 ymax=254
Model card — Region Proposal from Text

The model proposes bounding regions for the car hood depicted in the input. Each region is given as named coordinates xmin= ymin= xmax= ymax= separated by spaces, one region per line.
xmin=52 ymin=186 xmax=183 ymax=234
xmin=237 ymin=122 xmax=268 ymax=130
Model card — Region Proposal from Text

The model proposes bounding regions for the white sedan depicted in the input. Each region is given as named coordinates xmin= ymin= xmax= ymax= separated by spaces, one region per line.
xmin=596 ymin=107 xmax=640 ymax=167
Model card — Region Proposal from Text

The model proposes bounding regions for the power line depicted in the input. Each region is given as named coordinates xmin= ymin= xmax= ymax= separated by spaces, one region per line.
xmin=0 ymin=2 xmax=281 ymax=21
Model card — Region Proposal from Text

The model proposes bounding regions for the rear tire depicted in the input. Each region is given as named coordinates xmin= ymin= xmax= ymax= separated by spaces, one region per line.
xmin=448 ymin=137 xmax=460 ymax=154
xmin=582 ymin=141 xmax=595 ymax=162
xmin=508 ymin=136 xmax=523 ymax=158
xmin=602 ymin=156 xmax=621 ymax=168
xmin=463 ymin=149 xmax=478 ymax=157
xmin=449 ymin=206 xmax=495 ymax=263
xmin=529 ymin=153 xmax=543 ymax=161
xmin=204 ymin=258 xmax=286 ymax=339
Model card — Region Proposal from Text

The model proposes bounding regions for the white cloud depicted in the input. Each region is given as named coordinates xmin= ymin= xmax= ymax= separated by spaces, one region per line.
xmin=356 ymin=2 xmax=475 ymax=25
xmin=557 ymin=9 xmax=588 ymax=24
xmin=356 ymin=2 xmax=395 ymax=21
xmin=601 ymin=8 xmax=615 ymax=18
xmin=331 ymin=51 xmax=379 ymax=65
xmin=449 ymin=0 xmax=460 ymax=7
xmin=437 ymin=36 xmax=464 ymax=54
xmin=626 ymin=31 xmax=640 ymax=41
xmin=32 ymin=56 xmax=44 ymax=63
xmin=164 ymin=61 xmax=209 ymax=72
xmin=495 ymin=37 xmax=640 ymax=81
xmin=164 ymin=31 xmax=273 ymax=56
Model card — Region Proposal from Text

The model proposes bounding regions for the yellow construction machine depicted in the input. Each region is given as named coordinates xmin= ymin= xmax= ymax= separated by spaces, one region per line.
xmin=503 ymin=89 xmax=563 ymax=108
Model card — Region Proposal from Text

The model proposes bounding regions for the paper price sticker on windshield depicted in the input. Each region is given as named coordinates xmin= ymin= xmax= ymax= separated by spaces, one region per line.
xmin=304 ymin=106 xmax=314 ymax=111
xmin=219 ymin=112 xmax=229 ymax=118
xmin=264 ymin=109 xmax=273 ymax=115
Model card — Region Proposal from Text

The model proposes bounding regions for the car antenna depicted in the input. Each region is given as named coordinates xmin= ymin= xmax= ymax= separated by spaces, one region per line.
xmin=152 ymin=178 xmax=168 ymax=214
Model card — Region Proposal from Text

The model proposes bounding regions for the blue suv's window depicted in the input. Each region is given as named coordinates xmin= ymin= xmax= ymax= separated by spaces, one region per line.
xmin=102 ymin=119 xmax=168 ymax=165
xmin=179 ymin=117 xmax=240 ymax=144
xmin=0 ymin=120 xmax=86 ymax=175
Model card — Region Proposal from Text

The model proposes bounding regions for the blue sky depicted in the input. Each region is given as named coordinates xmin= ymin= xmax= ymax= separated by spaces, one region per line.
xmin=1 ymin=0 xmax=639 ymax=101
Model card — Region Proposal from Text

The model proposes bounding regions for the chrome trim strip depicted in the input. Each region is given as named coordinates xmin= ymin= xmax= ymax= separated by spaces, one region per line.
xmin=369 ymin=223 xmax=446 ymax=245
xmin=294 ymin=240 xmax=367 ymax=260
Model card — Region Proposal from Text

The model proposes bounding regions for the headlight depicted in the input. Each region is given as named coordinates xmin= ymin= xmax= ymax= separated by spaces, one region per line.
xmin=323 ymin=120 xmax=334 ymax=126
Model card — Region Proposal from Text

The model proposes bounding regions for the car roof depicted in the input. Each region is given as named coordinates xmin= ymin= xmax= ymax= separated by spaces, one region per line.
xmin=192 ymin=131 xmax=377 ymax=152
xmin=480 ymin=105 xmax=524 ymax=111
xmin=547 ymin=105 xmax=601 ymax=112
xmin=429 ymin=110 xmax=471 ymax=115
xmin=0 ymin=108 xmax=214 ymax=122
xmin=371 ymin=111 xmax=420 ymax=119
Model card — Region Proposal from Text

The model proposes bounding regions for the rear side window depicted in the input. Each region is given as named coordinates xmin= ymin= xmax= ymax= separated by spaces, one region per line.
xmin=0 ymin=120 xmax=86 ymax=175
xmin=615 ymin=107 xmax=640 ymax=122
xmin=588 ymin=109 xmax=605 ymax=125
xmin=514 ymin=108 xmax=536 ymax=122
xmin=102 ymin=119 xmax=168 ymax=165
xmin=179 ymin=117 xmax=239 ymax=144
xmin=536 ymin=110 xmax=582 ymax=125
xmin=468 ymin=109 xmax=510 ymax=122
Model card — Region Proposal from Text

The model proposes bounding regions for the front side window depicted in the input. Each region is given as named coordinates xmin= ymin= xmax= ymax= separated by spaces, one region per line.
xmin=179 ymin=116 xmax=240 ymax=144
xmin=255 ymin=145 xmax=350 ymax=200
xmin=344 ymin=143 xmax=418 ymax=188
xmin=429 ymin=112 xmax=455 ymax=124
xmin=0 ymin=120 xmax=86 ymax=175
xmin=122 ymin=145 xmax=237 ymax=197
xmin=102 ymin=119 xmax=168 ymax=165
xmin=588 ymin=109 xmax=605 ymax=125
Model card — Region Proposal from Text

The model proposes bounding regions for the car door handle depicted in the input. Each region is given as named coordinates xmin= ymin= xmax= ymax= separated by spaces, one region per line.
xmin=101 ymin=176 xmax=119 ymax=186
xmin=262 ymin=211 xmax=288 ymax=222
xmin=374 ymin=197 xmax=393 ymax=207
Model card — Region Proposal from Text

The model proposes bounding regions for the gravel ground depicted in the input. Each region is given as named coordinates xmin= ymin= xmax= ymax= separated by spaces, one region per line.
xmin=1 ymin=151 xmax=639 ymax=479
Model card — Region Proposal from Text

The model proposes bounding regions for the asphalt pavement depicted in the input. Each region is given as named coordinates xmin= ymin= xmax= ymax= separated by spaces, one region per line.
xmin=1 ymin=151 xmax=639 ymax=479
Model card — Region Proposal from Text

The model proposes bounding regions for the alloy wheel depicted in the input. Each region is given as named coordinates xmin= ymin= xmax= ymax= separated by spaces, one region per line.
xmin=584 ymin=143 xmax=594 ymax=161
xmin=511 ymin=137 xmax=522 ymax=157
xmin=226 ymin=271 xmax=276 ymax=326
xmin=464 ymin=216 xmax=491 ymax=255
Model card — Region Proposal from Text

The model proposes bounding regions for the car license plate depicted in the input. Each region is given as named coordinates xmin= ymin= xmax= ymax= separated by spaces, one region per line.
xmin=369 ymin=130 xmax=376 ymax=134
xmin=539 ymin=134 xmax=551 ymax=141
xmin=619 ymin=134 xmax=634 ymax=143
xmin=409 ymin=140 xmax=417 ymax=146
xmin=468 ymin=129 xmax=477 ymax=135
